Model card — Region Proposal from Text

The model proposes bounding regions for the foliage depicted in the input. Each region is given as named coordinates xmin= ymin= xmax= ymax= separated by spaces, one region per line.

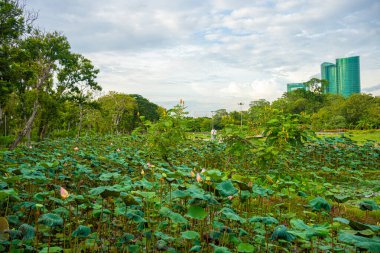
xmin=263 ymin=111 xmax=315 ymax=148
xmin=0 ymin=134 xmax=379 ymax=252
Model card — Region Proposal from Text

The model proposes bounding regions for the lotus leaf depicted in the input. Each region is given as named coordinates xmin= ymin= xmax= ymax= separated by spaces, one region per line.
xmin=187 ymin=205 xmax=207 ymax=220
xmin=39 ymin=246 xmax=64 ymax=253
xmin=271 ymin=225 xmax=295 ymax=242
xmin=220 ymin=207 xmax=246 ymax=223
xmin=248 ymin=216 xmax=278 ymax=225
xmin=181 ymin=230 xmax=200 ymax=240
xmin=210 ymin=244 xmax=232 ymax=253
xmin=237 ymin=243 xmax=254 ymax=252
xmin=72 ymin=225 xmax=91 ymax=238
xmin=309 ymin=197 xmax=331 ymax=212
xmin=216 ymin=180 xmax=238 ymax=197
xmin=359 ymin=200 xmax=379 ymax=211
xmin=18 ymin=224 xmax=35 ymax=240
xmin=38 ymin=213 xmax=63 ymax=227
xmin=338 ymin=232 xmax=380 ymax=252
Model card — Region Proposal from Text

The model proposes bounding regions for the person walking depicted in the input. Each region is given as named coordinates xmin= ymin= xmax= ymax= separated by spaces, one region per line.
xmin=211 ymin=128 xmax=217 ymax=140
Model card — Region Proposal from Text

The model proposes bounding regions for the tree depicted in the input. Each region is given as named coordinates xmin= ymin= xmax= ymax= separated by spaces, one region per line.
xmin=341 ymin=93 xmax=374 ymax=129
xmin=0 ymin=0 xmax=35 ymax=128
xmin=98 ymin=92 xmax=137 ymax=134
xmin=8 ymin=31 xmax=100 ymax=149
xmin=248 ymin=99 xmax=271 ymax=131
xmin=57 ymin=53 xmax=101 ymax=137
xmin=130 ymin=94 xmax=161 ymax=122
xmin=303 ymin=78 xmax=328 ymax=94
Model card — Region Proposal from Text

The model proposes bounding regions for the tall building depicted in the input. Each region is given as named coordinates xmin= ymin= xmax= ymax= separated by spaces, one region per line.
xmin=320 ymin=56 xmax=360 ymax=97
xmin=321 ymin=62 xmax=337 ymax=94
xmin=287 ymin=83 xmax=307 ymax=92
xmin=336 ymin=56 xmax=360 ymax=97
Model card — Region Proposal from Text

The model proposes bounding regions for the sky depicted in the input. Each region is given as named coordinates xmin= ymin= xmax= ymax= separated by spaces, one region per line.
xmin=28 ymin=0 xmax=380 ymax=116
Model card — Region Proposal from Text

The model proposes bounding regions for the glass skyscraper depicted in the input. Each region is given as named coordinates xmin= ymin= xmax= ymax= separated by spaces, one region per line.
xmin=336 ymin=56 xmax=360 ymax=97
xmin=321 ymin=62 xmax=337 ymax=94
xmin=320 ymin=56 xmax=360 ymax=97
xmin=287 ymin=83 xmax=307 ymax=92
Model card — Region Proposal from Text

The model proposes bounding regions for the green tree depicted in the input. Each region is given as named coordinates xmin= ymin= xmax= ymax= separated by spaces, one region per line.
xmin=130 ymin=94 xmax=161 ymax=122
xmin=8 ymin=31 xmax=100 ymax=149
xmin=98 ymin=92 xmax=137 ymax=134
xmin=146 ymin=102 xmax=188 ymax=165
xmin=341 ymin=93 xmax=375 ymax=129
xmin=303 ymin=78 xmax=328 ymax=94
xmin=0 ymin=0 xmax=35 ymax=129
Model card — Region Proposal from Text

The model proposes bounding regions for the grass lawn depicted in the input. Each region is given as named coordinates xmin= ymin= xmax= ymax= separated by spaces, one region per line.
xmin=318 ymin=129 xmax=380 ymax=143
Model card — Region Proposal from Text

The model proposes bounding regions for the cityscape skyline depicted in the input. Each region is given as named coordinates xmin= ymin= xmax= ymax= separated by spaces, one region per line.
xmin=287 ymin=56 xmax=361 ymax=97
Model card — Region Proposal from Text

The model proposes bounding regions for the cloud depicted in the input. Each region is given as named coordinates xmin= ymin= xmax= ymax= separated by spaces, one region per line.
xmin=28 ymin=0 xmax=380 ymax=115
xmin=362 ymin=83 xmax=380 ymax=93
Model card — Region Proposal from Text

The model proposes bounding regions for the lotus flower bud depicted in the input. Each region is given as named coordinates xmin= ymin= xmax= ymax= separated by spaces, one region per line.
xmin=196 ymin=173 xmax=202 ymax=183
xmin=60 ymin=187 xmax=70 ymax=199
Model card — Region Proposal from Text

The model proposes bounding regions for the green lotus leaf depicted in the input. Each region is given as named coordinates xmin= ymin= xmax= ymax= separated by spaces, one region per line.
xmin=18 ymin=224 xmax=35 ymax=240
xmin=171 ymin=189 xmax=191 ymax=199
xmin=181 ymin=230 xmax=200 ymax=240
xmin=309 ymin=197 xmax=331 ymax=212
xmin=359 ymin=200 xmax=379 ymax=211
xmin=39 ymin=246 xmax=63 ymax=253
xmin=238 ymin=228 xmax=248 ymax=237
xmin=333 ymin=194 xmax=351 ymax=203
xmin=89 ymin=186 xmax=120 ymax=198
xmin=203 ymin=169 xmax=224 ymax=181
xmin=156 ymin=240 xmax=168 ymax=251
xmin=187 ymin=205 xmax=207 ymax=220
xmin=125 ymin=209 xmax=146 ymax=223
xmin=248 ymin=216 xmax=278 ymax=225
xmin=210 ymin=244 xmax=232 ymax=253
xmin=271 ymin=225 xmax=295 ymax=242
xmin=0 ymin=189 xmax=20 ymax=201
xmin=72 ymin=225 xmax=91 ymax=238
xmin=189 ymin=245 xmax=202 ymax=252
xmin=333 ymin=217 xmax=349 ymax=225
xmin=118 ymin=233 xmax=134 ymax=244
xmin=237 ymin=243 xmax=254 ymax=253
xmin=154 ymin=231 xmax=175 ymax=241
xmin=159 ymin=207 xmax=188 ymax=224
xmin=216 ymin=180 xmax=238 ymax=197
xmin=349 ymin=220 xmax=380 ymax=231
xmin=338 ymin=232 xmax=380 ymax=252
xmin=38 ymin=213 xmax=63 ymax=227
xmin=220 ymin=208 xmax=246 ymax=223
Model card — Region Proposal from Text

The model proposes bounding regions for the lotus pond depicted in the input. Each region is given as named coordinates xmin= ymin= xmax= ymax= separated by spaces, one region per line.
xmin=0 ymin=135 xmax=379 ymax=252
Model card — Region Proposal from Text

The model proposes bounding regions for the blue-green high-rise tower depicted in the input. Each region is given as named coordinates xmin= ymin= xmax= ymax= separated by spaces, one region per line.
xmin=336 ymin=56 xmax=360 ymax=97
xmin=320 ymin=56 xmax=360 ymax=97
xmin=321 ymin=62 xmax=337 ymax=94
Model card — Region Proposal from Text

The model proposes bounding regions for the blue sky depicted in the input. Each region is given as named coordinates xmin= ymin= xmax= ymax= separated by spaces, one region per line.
xmin=29 ymin=0 xmax=380 ymax=116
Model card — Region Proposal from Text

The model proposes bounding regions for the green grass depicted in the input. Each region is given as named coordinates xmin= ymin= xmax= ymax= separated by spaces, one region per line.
xmin=317 ymin=129 xmax=380 ymax=143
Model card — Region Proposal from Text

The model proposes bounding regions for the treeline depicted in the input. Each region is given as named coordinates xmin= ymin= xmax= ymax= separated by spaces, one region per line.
xmin=210 ymin=90 xmax=380 ymax=132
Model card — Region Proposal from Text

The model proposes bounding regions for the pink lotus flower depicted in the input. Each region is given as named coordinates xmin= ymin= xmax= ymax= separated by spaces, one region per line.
xmin=196 ymin=173 xmax=202 ymax=183
xmin=74 ymin=147 xmax=79 ymax=151
xmin=60 ymin=187 xmax=70 ymax=199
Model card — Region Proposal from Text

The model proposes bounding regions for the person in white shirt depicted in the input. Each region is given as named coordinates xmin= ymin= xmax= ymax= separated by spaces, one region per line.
xmin=211 ymin=128 xmax=217 ymax=140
